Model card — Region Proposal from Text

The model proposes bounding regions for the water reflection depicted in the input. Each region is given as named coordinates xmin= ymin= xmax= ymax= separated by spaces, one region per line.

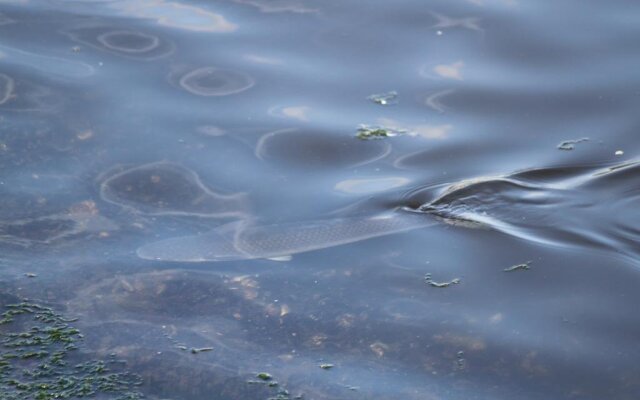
xmin=234 ymin=0 xmax=318 ymax=14
xmin=0 ymin=72 xmax=13 ymax=104
xmin=81 ymin=0 xmax=238 ymax=32
xmin=0 ymin=44 xmax=95 ymax=78
xmin=1 ymin=0 xmax=640 ymax=398
xmin=255 ymin=128 xmax=391 ymax=169
xmin=429 ymin=11 xmax=483 ymax=34
xmin=268 ymin=105 xmax=311 ymax=122
xmin=424 ymin=88 xmax=455 ymax=113
xmin=376 ymin=118 xmax=452 ymax=140
xmin=334 ymin=177 xmax=411 ymax=195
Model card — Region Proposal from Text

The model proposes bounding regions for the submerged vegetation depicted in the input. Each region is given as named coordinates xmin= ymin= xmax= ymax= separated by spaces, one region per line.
xmin=0 ymin=301 xmax=143 ymax=400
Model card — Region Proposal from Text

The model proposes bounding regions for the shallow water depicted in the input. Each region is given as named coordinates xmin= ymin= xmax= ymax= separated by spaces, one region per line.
xmin=1 ymin=0 xmax=640 ymax=399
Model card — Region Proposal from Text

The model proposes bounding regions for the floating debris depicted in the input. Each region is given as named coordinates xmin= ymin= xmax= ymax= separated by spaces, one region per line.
xmin=456 ymin=350 xmax=466 ymax=370
xmin=257 ymin=372 xmax=273 ymax=381
xmin=615 ymin=150 xmax=624 ymax=156
xmin=504 ymin=261 xmax=532 ymax=272
xmin=367 ymin=91 xmax=398 ymax=105
xmin=424 ymin=273 xmax=460 ymax=288
xmin=557 ymin=137 xmax=589 ymax=151
xmin=0 ymin=301 xmax=143 ymax=400
xmin=190 ymin=347 xmax=214 ymax=354
xmin=356 ymin=124 xmax=405 ymax=140
xmin=319 ymin=363 xmax=334 ymax=370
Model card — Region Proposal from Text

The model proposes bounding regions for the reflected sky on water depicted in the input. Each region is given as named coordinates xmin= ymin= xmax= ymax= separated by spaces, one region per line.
xmin=1 ymin=0 xmax=640 ymax=399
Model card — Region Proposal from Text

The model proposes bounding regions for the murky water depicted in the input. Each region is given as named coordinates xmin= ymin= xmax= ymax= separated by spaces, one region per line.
xmin=1 ymin=0 xmax=639 ymax=399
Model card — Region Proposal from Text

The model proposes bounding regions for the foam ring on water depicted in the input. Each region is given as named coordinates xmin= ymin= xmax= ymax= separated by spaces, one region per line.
xmin=0 ymin=72 xmax=15 ymax=105
xmin=178 ymin=67 xmax=254 ymax=96
xmin=96 ymin=30 xmax=161 ymax=54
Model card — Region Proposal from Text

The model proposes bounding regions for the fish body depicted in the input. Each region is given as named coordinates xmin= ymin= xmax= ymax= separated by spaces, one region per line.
xmin=137 ymin=210 xmax=435 ymax=262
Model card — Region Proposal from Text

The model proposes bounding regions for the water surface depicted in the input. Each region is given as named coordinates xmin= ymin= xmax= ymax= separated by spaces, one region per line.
xmin=1 ymin=0 xmax=639 ymax=399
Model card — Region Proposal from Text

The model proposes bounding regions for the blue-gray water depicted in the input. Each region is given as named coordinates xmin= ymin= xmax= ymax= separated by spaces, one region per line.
xmin=1 ymin=0 xmax=639 ymax=399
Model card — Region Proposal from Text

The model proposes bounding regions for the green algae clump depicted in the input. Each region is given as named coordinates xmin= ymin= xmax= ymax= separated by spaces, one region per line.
xmin=0 ymin=301 xmax=143 ymax=400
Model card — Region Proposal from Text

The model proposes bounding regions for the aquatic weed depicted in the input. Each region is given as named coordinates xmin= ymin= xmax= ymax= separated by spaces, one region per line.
xmin=0 ymin=301 xmax=143 ymax=400
xmin=356 ymin=124 xmax=407 ymax=140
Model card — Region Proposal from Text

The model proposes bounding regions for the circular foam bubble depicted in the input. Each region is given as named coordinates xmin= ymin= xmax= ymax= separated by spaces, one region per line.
xmin=178 ymin=67 xmax=254 ymax=96
xmin=97 ymin=30 xmax=161 ymax=53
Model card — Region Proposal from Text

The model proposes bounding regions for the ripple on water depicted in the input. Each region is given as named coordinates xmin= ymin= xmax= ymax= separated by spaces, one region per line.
xmin=255 ymin=128 xmax=391 ymax=169
xmin=334 ymin=177 xmax=411 ymax=195
xmin=411 ymin=160 xmax=640 ymax=266
xmin=99 ymin=161 xmax=248 ymax=218
xmin=0 ymin=72 xmax=14 ymax=105
xmin=172 ymin=66 xmax=255 ymax=97
xmin=64 ymin=25 xmax=174 ymax=60
xmin=0 ymin=72 xmax=61 ymax=112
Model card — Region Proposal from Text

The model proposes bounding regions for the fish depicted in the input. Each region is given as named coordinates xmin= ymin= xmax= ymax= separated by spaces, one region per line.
xmin=137 ymin=209 xmax=437 ymax=262
xmin=138 ymin=159 xmax=640 ymax=265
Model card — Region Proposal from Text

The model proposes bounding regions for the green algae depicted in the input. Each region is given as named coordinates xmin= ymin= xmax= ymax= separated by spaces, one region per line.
xmin=0 ymin=301 xmax=143 ymax=400
xmin=356 ymin=124 xmax=405 ymax=140
xmin=249 ymin=372 xmax=303 ymax=400
xmin=256 ymin=372 xmax=273 ymax=381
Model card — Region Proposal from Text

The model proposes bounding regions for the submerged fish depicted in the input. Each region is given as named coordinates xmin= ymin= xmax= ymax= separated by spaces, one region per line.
xmin=137 ymin=209 xmax=437 ymax=262
xmin=138 ymin=159 xmax=640 ymax=265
